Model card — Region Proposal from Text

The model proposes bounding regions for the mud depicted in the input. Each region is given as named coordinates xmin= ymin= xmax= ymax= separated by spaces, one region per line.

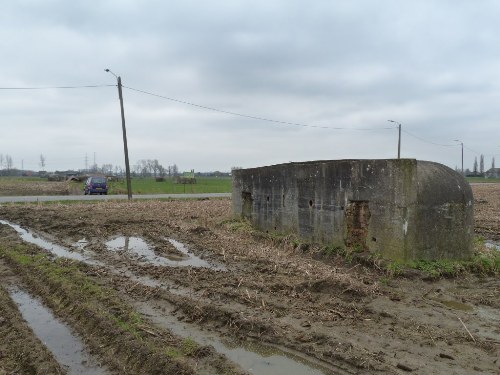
xmin=0 ymin=179 xmax=73 ymax=196
xmin=0 ymin=184 xmax=499 ymax=374
xmin=9 ymin=287 xmax=108 ymax=375
xmin=0 ymin=264 xmax=65 ymax=375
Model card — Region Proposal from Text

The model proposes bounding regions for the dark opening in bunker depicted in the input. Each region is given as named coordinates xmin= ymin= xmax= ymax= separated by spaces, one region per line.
xmin=241 ymin=191 xmax=253 ymax=219
xmin=344 ymin=200 xmax=371 ymax=250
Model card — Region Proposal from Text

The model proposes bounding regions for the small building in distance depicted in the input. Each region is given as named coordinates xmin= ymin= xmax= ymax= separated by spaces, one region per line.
xmin=485 ymin=167 xmax=500 ymax=179
xmin=232 ymin=159 xmax=473 ymax=262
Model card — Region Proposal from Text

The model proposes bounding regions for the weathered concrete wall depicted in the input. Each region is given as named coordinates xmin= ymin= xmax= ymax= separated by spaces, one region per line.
xmin=232 ymin=159 xmax=473 ymax=261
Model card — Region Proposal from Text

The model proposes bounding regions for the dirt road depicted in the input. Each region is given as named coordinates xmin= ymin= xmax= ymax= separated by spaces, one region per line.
xmin=0 ymin=185 xmax=498 ymax=374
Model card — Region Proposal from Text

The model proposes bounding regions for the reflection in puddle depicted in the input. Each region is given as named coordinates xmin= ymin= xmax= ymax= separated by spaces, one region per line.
xmin=485 ymin=241 xmax=500 ymax=251
xmin=1 ymin=221 xmax=330 ymax=374
xmin=105 ymin=236 xmax=225 ymax=270
xmin=166 ymin=238 xmax=226 ymax=270
xmin=73 ymin=238 xmax=89 ymax=251
xmin=0 ymin=220 xmax=100 ymax=265
xmin=138 ymin=304 xmax=332 ymax=375
xmin=8 ymin=287 xmax=108 ymax=375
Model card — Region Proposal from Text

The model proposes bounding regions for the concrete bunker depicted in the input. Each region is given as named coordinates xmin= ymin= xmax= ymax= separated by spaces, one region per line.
xmin=232 ymin=159 xmax=474 ymax=262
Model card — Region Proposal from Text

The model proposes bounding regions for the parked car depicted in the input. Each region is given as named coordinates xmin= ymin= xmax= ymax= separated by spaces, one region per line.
xmin=84 ymin=176 xmax=108 ymax=195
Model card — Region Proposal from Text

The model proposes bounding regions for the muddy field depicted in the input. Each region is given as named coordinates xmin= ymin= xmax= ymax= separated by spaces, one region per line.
xmin=0 ymin=184 xmax=498 ymax=374
xmin=0 ymin=179 xmax=75 ymax=196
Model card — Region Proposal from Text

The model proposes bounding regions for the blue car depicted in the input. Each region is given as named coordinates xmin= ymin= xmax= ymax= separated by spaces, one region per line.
xmin=84 ymin=176 xmax=108 ymax=195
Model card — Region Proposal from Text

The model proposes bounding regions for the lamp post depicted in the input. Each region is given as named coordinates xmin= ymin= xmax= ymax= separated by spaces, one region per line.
xmin=387 ymin=120 xmax=401 ymax=159
xmin=105 ymin=69 xmax=133 ymax=201
xmin=454 ymin=140 xmax=464 ymax=175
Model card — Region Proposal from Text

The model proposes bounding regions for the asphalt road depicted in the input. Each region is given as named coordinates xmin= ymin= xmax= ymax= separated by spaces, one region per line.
xmin=0 ymin=193 xmax=231 ymax=203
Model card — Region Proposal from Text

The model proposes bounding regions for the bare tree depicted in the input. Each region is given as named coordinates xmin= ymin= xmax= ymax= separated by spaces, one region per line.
xmin=146 ymin=160 xmax=156 ymax=177
xmin=158 ymin=165 xmax=166 ymax=178
xmin=5 ymin=155 xmax=13 ymax=170
xmin=132 ymin=162 xmax=142 ymax=176
xmin=492 ymin=157 xmax=496 ymax=170
xmin=135 ymin=160 xmax=150 ymax=177
xmin=133 ymin=159 xmax=167 ymax=178
xmin=480 ymin=154 xmax=484 ymax=174
xmin=101 ymin=164 xmax=113 ymax=175
xmin=473 ymin=157 xmax=478 ymax=175
xmin=151 ymin=159 xmax=161 ymax=178
xmin=0 ymin=154 xmax=4 ymax=169
xmin=171 ymin=164 xmax=179 ymax=177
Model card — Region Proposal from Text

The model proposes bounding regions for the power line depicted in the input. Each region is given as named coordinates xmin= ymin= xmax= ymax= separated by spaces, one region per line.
xmin=123 ymin=85 xmax=395 ymax=131
xmin=401 ymin=129 xmax=457 ymax=147
xmin=463 ymin=144 xmax=495 ymax=157
xmin=402 ymin=129 xmax=499 ymax=158
xmin=0 ymin=84 xmax=115 ymax=90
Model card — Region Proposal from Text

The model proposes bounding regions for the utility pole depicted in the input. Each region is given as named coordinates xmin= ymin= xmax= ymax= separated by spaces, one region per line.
xmin=105 ymin=69 xmax=133 ymax=200
xmin=388 ymin=120 xmax=402 ymax=159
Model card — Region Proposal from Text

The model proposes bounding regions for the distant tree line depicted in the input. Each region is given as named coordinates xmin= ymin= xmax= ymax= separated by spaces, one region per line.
xmin=132 ymin=159 xmax=179 ymax=178
xmin=456 ymin=154 xmax=497 ymax=177
xmin=0 ymin=153 xmax=235 ymax=179
xmin=0 ymin=154 xmax=13 ymax=170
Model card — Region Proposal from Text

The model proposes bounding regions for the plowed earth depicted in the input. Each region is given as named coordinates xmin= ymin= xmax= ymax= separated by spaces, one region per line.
xmin=0 ymin=184 xmax=499 ymax=374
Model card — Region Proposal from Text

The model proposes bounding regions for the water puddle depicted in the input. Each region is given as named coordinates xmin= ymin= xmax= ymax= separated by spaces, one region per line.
xmin=1 ymin=220 xmax=330 ymax=372
xmin=105 ymin=236 xmax=225 ymax=270
xmin=166 ymin=238 xmax=226 ymax=270
xmin=485 ymin=240 xmax=500 ymax=251
xmin=8 ymin=287 xmax=108 ymax=375
xmin=138 ymin=303 xmax=333 ymax=375
xmin=0 ymin=220 xmax=100 ymax=265
xmin=73 ymin=238 xmax=89 ymax=251
xmin=431 ymin=297 xmax=473 ymax=312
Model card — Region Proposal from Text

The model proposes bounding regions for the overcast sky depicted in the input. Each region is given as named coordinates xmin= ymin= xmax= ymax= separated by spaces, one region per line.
xmin=1 ymin=0 xmax=499 ymax=173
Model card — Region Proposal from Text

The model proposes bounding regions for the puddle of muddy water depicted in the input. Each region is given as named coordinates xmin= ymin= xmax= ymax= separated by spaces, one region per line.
xmin=0 ymin=220 xmax=101 ymax=265
xmin=8 ymin=287 xmax=108 ymax=375
xmin=485 ymin=240 xmax=500 ymax=251
xmin=138 ymin=303 xmax=333 ymax=375
xmin=73 ymin=238 xmax=89 ymax=251
xmin=105 ymin=236 xmax=225 ymax=270
xmin=431 ymin=298 xmax=474 ymax=312
xmin=166 ymin=237 xmax=226 ymax=270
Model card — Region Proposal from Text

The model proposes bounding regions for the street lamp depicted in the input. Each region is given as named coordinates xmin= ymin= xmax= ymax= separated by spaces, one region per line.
xmin=454 ymin=139 xmax=464 ymax=175
xmin=105 ymin=69 xmax=133 ymax=201
xmin=387 ymin=120 xmax=402 ymax=159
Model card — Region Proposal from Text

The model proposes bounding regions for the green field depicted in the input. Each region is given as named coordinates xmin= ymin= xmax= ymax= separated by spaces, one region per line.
xmin=0 ymin=176 xmax=232 ymax=196
xmin=107 ymin=177 xmax=232 ymax=195
xmin=1 ymin=174 xmax=498 ymax=197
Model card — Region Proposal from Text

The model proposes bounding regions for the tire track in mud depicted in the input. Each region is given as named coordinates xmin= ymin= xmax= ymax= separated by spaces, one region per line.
xmin=8 ymin=286 xmax=109 ymax=375
xmin=0 ymin=220 xmax=343 ymax=375
xmin=0 ymin=265 xmax=66 ymax=375
xmin=0 ymin=195 xmax=499 ymax=374
xmin=0 ymin=226 xmax=245 ymax=375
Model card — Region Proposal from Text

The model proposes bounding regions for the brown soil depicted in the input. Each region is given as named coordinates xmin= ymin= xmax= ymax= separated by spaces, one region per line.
xmin=0 ymin=184 xmax=499 ymax=374
xmin=473 ymin=183 xmax=500 ymax=241
xmin=0 ymin=180 xmax=74 ymax=196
